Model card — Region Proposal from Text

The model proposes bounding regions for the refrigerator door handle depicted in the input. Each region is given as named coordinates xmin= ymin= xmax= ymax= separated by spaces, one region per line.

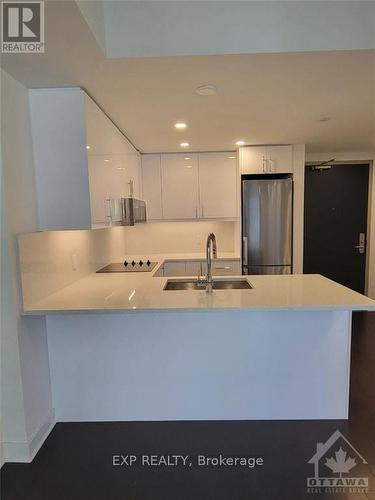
xmin=242 ymin=237 xmax=248 ymax=265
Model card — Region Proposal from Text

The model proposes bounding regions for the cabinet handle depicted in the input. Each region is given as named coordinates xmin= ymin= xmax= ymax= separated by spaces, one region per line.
xmin=268 ymin=158 xmax=273 ymax=172
xmin=215 ymin=266 xmax=231 ymax=270
xmin=105 ymin=198 xmax=111 ymax=221
xmin=195 ymin=206 xmax=198 ymax=218
xmin=262 ymin=156 xmax=266 ymax=173
xmin=201 ymin=206 xmax=204 ymax=217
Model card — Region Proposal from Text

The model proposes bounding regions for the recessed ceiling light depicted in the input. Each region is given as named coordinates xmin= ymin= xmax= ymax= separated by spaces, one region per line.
xmin=236 ymin=140 xmax=245 ymax=146
xmin=319 ymin=117 xmax=331 ymax=122
xmin=117 ymin=167 xmax=125 ymax=170
xmin=184 ymin=157 xmax=192 ymax=160
xmin=195 ymin=84 xmax=217 ymax=96
xmin=86 ymin=145 xmax=91 ymax=150
xmin=185 ymin=165 xmax=193 ymax=169
xmin=228 ymin=156 xmax=236 ymax=159
xmin=104 ymin=159 xmax=110 ymax=162
xmin=180 ymin=142 xmax=190 ymax=148
xmin=174 ymin=122 xmax=187 ymax=129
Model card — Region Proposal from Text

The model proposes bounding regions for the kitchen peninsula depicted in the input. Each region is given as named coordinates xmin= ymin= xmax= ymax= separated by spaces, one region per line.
xmin=18 ymin=231 xmax=375 ymax=424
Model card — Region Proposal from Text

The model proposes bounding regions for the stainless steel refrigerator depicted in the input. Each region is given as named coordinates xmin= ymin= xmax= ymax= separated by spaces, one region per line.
xmin=241 ymin=177 xmax=293 ymax=275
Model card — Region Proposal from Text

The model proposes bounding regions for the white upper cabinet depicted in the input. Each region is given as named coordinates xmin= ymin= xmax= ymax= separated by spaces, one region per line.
xmin=142 ymin=152 xmax=239 ymax=221
xmin=141 ymin=155 xmax=163 ymax=220
xmin=88 ymin=155 xmax=130 ymax=225
xmin=85 ymin=95 xmax=141 ymax=225
xmin=198 ymin=153 xmax=237 ymax=218
xmin=240 ymin=145 xmax=293 ymax=174
xmin=161 ymin=154 xmax=200 ymax=219
xmin=266 ymin=146 xmax=293 ymax=173
xmin=239 ymin=146 xmax=267 ymax=174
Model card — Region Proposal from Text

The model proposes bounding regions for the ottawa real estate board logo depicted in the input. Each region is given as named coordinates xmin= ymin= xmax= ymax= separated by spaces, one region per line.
xmin=1 ymin=1 xmax=44 ymax=53
xmin=307 ymin=430 xmax=369 ymax=495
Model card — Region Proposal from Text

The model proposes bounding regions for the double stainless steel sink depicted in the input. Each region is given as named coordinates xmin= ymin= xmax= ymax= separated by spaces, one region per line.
xmin=164 ymin=279 xmax=252 ymax=291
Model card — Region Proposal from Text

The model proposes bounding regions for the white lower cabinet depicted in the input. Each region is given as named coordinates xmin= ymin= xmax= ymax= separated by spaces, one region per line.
xmin=163 ymin=261 xmax=188 ymax=276
xmin=212 ymin=259 xmax=241 ymax=275
xmin=185 ymin=260 xmax=205 ymax=277
xmin=160 ymin=259 xmax=240 ymax=277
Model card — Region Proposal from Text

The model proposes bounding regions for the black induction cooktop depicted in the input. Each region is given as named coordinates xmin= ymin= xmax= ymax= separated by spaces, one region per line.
xmin=96 ymin=260 xmax=158 ymax=273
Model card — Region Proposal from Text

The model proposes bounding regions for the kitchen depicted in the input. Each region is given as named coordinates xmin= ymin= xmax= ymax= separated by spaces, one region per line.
xmin=1 ymin=2 xmax=375 ymax=499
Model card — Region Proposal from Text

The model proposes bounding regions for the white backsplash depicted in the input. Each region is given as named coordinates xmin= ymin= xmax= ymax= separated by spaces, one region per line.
xmin=123 ymin=221 xmax=237 ymax=254
xmin=18 ymin=221 xmax=238 ymax=308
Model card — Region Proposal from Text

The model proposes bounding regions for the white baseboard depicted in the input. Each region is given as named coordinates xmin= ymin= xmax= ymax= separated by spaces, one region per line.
xmin=3 ymin=409 xmax=55 ymax=463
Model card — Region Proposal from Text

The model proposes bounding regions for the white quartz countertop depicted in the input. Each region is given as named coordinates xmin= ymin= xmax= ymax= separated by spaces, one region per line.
xmin=21 ymin=253 xmax=375 ymax=314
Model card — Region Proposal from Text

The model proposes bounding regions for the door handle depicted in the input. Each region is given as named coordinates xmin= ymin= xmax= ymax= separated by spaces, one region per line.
xmin=353 ymin=233 xmax=366 ymax=254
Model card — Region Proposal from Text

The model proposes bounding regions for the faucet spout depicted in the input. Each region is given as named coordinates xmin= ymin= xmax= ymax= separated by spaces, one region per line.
xmin=206 ymin=233 xmax=217 ymax=293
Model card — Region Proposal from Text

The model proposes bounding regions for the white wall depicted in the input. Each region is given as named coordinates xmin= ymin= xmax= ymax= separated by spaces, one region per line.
xmin=1 ymin=70 xmax=54 ymax=463
xmin=29 ymin=88 xmax=91 ymax=231
xmin=306 ymin=151 xmax=375 ymax=299
xmin=103 ymin=1 xmax=375 ymax=58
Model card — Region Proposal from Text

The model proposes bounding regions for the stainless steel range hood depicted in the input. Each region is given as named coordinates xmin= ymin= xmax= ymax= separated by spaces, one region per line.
xmin=106 ymin=197 xmax=147 ymax=226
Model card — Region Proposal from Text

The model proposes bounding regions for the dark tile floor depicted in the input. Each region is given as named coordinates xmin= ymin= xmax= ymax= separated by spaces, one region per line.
xmin=2 ymin=312 xmax=374 ymax=500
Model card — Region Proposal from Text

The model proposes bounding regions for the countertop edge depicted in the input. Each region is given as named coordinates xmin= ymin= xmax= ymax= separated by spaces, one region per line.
xmin=21 ymin=304 xmax=375 ymax=315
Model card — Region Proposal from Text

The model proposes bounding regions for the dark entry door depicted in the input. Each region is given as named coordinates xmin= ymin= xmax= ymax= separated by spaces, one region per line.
xmin=304 ymin=164 xmax=369 ymax=293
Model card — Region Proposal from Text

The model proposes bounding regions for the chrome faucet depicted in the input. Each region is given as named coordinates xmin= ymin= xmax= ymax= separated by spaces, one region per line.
xmin=205 ymin=233 xmax=217 ymax=293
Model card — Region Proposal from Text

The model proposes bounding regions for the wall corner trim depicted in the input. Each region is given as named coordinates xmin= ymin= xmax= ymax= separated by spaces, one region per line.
xmin=3 ymin=409 xmax=56 ymax=464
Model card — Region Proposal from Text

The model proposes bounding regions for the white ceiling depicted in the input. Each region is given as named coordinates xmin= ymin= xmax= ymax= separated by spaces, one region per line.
xmin=102 ymin=1 xmax=375 ymax=58
xmin=1 ymin=1 xmax=374 ymax=154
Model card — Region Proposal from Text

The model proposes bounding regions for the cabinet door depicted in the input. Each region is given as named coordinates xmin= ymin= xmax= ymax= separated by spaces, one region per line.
xmin=163 ymin=261 xmax=187 ymax=276
xmin=266 ymin=146 xmax=293 ymax=173
xmin=85 ymin=95 xmax=142 ymax=225
xmin=185 ymin=260 xmax=206 ymax=277
xmin=198 ymin=153 xmax=238 ymax=218
xmin=161 ymin=154 xmax=199 ymax=219
xmin=212 ymin=259 xmax=241 ymax=275
xmin=239 ymin=146 xmax=267 ymax=174
xmin=141 ymin=155 xmax=163 ymax=220
xmin=88 ymin=155 xmax=128 ymax=223
xmin=127 ymin=151 xmax=142 ymax=199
